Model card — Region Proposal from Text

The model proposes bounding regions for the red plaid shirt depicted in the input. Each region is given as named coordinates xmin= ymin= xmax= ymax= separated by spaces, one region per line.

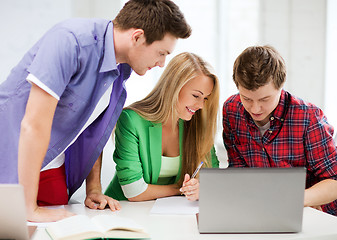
xmin=223 ymin=90 xmax=337 ymax=215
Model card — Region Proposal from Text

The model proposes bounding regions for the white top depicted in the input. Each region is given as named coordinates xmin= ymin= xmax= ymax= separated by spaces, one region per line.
xmin=121 ymin=156 xmax=180 ymax=198
xmin=27 ymin=73 xmax=113 ymax=171
xmin=158 ymin=156 xmax=180 ymax=177
xmin=258 ymin=121 xmax=271 ymax=137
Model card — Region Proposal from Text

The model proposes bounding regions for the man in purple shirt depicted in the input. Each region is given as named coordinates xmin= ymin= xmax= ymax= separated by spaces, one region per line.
xmin=0 ymin=0 xmax=191 ymax=222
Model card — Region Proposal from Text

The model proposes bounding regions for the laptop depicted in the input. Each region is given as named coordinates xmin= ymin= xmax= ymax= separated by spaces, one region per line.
xmin=0 ymin=184 xmax=35 ymax=240
xmin=198 ymin=167 xmax=306 ymax=233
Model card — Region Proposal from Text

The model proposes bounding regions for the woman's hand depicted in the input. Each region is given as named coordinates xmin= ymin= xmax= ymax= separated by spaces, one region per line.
xmin=180 ymin=173 xmax=199 ymax=201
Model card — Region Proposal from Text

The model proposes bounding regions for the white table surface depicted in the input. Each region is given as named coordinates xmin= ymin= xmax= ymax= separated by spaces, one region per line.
xmin=31 ymin=201 xmax=337 ymax=240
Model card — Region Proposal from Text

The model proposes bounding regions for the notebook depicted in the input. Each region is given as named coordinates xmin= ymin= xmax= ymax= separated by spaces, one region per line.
xmin=198 ymin=167 xmax=306 ymax=233
xmin=0 ymin=184 xmax=34 ymax=240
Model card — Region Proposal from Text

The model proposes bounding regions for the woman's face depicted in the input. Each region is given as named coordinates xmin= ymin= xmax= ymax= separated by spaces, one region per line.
xmin=177 ymin=74 xmax=214 ymax=121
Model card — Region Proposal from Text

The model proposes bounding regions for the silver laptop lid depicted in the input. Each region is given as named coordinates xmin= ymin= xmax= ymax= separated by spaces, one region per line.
xmin=198 ymin=168 xmax=306 ymax=233
xmin=0 ymin=184 xmax=30 ymax=240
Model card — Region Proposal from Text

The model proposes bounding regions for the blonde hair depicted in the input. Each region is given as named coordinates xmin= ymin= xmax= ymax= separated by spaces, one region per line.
xmin=128 ymin=52 xmax=219 ymax=185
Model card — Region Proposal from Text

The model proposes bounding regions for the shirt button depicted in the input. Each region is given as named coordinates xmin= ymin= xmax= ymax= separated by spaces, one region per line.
xmin=280 ymin=118 xmax=284 ymax=121
xmin=270 ymin=116 xmax=275 ymax=120
xmin=262 ymin=147 xmax=265 ymax=151
xmin=104 ymin=82 xmax=107 ymax=86
xmin=268 ymin=130 xmax=272 ymax=133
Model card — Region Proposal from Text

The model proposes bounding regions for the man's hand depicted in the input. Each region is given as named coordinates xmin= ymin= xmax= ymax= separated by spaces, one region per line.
xmin=85 ymin=191 xmax=121 ymax=211
xmin=309 ymin=205 xmax=323 ymax=211
xmin=27 ymin=206 xmax=75 ymax=222
xmin=85 ymin=153 xmax=120 ymax=211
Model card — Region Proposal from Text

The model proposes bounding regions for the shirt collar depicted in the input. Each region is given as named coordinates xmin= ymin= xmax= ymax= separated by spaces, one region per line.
xmin=270 ymin=89 xmax=287 ymax=122
xmin=100 ymin=21 xmax=118 ymax=73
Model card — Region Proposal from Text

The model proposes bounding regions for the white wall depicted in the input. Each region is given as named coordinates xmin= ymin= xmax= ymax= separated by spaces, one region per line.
xmin=325 ymin=0 xmax=337 ymax=130
xmin=259 ymin=0 xmax=327 ymax=109
xmin=0 ymin=0 xmax=72 ymax=82
xmin=259 ymin=0 xmax=337 ymax=131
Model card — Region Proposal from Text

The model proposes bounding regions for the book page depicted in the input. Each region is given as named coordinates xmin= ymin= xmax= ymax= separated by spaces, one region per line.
xmin=91 ymin=214 xmax=145 ymax=233
xmin=104 ymin=229 xmax=150 ymax=239
xmin=150 ymin=196 xmax=199 ymax=215
xmin=46 ymin=215 xmax=102 ymax=240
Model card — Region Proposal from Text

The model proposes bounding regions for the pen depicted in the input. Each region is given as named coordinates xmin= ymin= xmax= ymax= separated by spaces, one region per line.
xmin=191 ymin=161 xmax=204 ymax=178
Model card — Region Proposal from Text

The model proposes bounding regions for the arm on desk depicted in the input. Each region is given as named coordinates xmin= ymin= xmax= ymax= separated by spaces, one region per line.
xmin=128 ymin=183 xmax=181 ymax=202
xmin=304 ymin=179 xmax=337 ymax=210
xmin=19 ymin=84 xmax=74 ymax=222
xmin=85 ymin=154 xmax=121 ymax=211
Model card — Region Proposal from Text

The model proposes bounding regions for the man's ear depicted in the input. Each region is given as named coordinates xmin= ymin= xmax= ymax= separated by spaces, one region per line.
xmin=131 ymin=29 xmax=146 ymax=46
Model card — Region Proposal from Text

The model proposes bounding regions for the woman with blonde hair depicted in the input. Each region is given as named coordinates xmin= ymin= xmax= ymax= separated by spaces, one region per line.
xmin=105 ymin=52 xmax=219 ymax=201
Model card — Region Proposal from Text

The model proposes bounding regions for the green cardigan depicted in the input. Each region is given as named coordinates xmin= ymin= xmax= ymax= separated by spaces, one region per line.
xmin=104 ymin=109 xmax=219 ymax=200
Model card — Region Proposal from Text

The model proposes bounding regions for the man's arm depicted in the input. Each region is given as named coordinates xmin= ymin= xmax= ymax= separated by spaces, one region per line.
xmin=304 ymin=179 xmax=337 ymax=209
xmin=304 ymin=107 xmax=337 ymax=210
xmin=18 ymin=83 xmax=74 ymax=222
xmin=85 ymin=153 xmax=121 ymax=211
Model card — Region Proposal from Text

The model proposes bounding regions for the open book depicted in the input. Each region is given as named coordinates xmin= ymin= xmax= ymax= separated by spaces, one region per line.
xmin=45 ymin=214 xmax=150 ymax=240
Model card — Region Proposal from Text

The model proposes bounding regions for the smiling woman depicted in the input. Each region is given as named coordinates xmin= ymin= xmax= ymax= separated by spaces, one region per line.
xmin=177 ymin=74 xmax=214 ymax=121
xmin=104 ymin=52 xmax=220 ymax=202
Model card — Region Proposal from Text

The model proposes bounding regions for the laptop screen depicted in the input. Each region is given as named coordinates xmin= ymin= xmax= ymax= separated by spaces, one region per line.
xmin=0 ymin=184 xmax=30 ymax=240
xmin=198 ymin=167 xmax=306 ymax=233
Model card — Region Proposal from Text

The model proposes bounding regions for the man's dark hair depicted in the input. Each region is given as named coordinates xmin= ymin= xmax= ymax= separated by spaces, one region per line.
xmin=233 ymin=45 xmax=286 ymax=90
xmin=113 ymin=0 xmax=191 ymax=44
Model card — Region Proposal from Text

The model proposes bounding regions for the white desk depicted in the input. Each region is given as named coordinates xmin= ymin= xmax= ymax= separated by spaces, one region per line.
xmin=31 ymin=201 xmax=337 ymax=240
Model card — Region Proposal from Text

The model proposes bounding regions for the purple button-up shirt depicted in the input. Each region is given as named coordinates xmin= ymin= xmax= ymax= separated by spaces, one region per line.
xmin=0 ymin=18 xmax=132 ymax=196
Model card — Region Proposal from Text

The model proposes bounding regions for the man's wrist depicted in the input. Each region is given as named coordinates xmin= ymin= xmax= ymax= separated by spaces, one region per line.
xmin=86 ymin=184 xmax=102 ymax=195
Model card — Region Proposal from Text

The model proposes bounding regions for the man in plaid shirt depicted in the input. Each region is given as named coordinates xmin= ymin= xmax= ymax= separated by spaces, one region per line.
xmin=222 ymin=45 xmax=337 ymax=216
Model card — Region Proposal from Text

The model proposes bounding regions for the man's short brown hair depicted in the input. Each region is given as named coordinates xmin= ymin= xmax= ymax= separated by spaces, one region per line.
xmin=233 ymin=45 xmax=286 ymax=90
xmin=113 ymin=0 xmax=192 ymax=44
